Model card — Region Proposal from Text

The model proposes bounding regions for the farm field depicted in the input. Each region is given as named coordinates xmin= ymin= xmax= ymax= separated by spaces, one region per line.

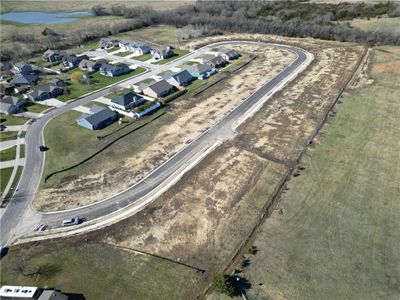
xmin=0 ymin=242 xmax=203 ymax=300
xmin=242 ymin=46 xmax=400 ymax=299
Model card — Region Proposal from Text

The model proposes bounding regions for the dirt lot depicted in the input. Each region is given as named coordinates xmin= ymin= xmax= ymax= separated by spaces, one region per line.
xmin=35 ymin=44 xmax=296 ymax=211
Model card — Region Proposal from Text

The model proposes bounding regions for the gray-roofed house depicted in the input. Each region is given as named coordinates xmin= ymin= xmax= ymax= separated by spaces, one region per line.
xmin=62 ymin=55 xmax=88 ymax=68
xmin=111 ymin=92 xmax=145 ymax=111
xmin=50 ymin=78 xmax=65 ymax=88
xmin=79 ymin=59 xmax=101 ymax=72
xmin=119 ymin=41 xmax=151 ymax=55
xmin=100 ymin=38 xmax=119 ymax=49
xmin=204 ymin=55 xmax=227 ymax=68
xmin=0 ymin=96 xmax=25 ymax=115
xmin=38 ymin=290 xmax=68 ymax=300
xmin=183 ymin=63 xmax=214 ymax=78
xmin=163 ymin=70 xmax=193 ymax=88
xmin=10 ymin=74 xmax=39 ymax=86
xmin=11 ymin=63 xmax=33 ymax=75
xmin=219 ymin=49 xmax=240 ymax=61
xmin=99 ymin=63 xmax=131 ymax=77
xmin=143 ymin=80 xmax=175 ymax=99
xmin=27 ymin=84 xmax=63 ymax=102
xmin=42 ymin=49 xmax=64 ymax=62
xmin=76 ymin=105 xmax=119 ymax=130
xmin=151 ymin=46 xmax=174 ymax=60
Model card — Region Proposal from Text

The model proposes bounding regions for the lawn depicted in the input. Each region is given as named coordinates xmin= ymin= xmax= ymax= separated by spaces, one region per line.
xmin=0 ymin=115 xmax=28 ymax=126
xmin=0 ymin=167 xmax=13 ymax=194
xmin=42 ymin=107 xmax=172 ymax=187
xmin=57 ymin=67 xmax=146 ymax=101
xmin=104 ymin=87 xmax=132 ymax=99
xmin=0 ymin=242 xmax=202 ymax=300
xmin=114 ymin=51 xmax=132 ymax=57
xmin=0 ymin=146 xmax=16 ymax=161
xmin=0 ymin=131 xmax=18 ymax=141
xmin=132 ymin=53 xmax=153 ymax=61
xmin=153 ymin=49 xmax=191 ymax=65
xmin=185 ymin=61 xmax=199 ymax=66
xmin=350 ymin=16 xmax=400 ymax=33
xmin=24 ymin=101 xmax=49 ymax=113
xmin=5 ymin=166 xmax=23 ymax=199
xmin=106 ymin=46 xmax=120 ymax=53
xmin=243 ymin=46 xmax=400 ymax=299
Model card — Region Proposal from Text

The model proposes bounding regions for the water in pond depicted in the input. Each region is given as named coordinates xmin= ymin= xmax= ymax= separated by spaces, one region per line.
xmin=0 ymin=11 xmax=92 ymax=24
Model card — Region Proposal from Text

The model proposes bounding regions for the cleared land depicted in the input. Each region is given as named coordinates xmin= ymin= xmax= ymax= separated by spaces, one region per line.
xmin=240 ymin=46 xmax=400 ymax=300
xmin=34 ymin=43 xmax=296 ymax=211
xmin=350 ymin=16 xmax=400 ymax=33
xmin=0 ymin=241 xmax=203 ymax=300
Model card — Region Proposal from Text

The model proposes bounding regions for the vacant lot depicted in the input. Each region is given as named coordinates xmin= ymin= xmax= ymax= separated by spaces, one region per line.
xmin=34 ymin=43 xmax=296 ymax=211
xmin=242 ymin=46 xmax=400 ymax=299
xmin=0 ymin=241 xmax=203 ymax=300
xmin=115 ymin=25 xmax=182 ymax=47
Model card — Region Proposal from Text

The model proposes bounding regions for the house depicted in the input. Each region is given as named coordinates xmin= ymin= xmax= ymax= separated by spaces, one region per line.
xmin=219 ymin=48 xmax=240 ymax=61
xmin=27 ymin=84 xmax=63 ymax=101
xmin=79 ymin=59 xmax=101 ymax=72
xmin=38 ymin=290 xmax=68 ymax=300
xmin=50 ymin=78 xmax=65 ymax=88
xmin=11 ymin=63 xmax=33 ymax=75
xmin=62 ymin=55 xmax=88 ymax=69
xmin=163 ymin=70 xmax=192 ymax=88
xmin=0 ymin=96 xmax=25 ymax=115
xmin=183 ymin=63 xmax=214 ymax=78
xmin=111 ymin=92 xmax=145 ymax=111
xmin=10 ymin=74 xmax=39 ymax=86
xmin=0 ymin=285 xmax=40 ymax=299
xmin=99 ymin=63 xmax=131 ymax=77
xmin=143 ymin=80 xmax=175 ymax=98
xmin=0 ymin=83 xmax=15 ymax=97
xmin=151 ymin=46 xmax=174 ymax=60
xmin=76 ymin=105 xmax=119 ymax=130
xmin=204 ymin=55 xmax=227 ymax=68
xmin=0 ymin=62 xmax=12 ymax=72
xmin=119 ymin=41 xmax=151 ymax=55
xmin=42 ymin=49 xmax=63 ymax=62
xmin=100 ymin=38 xmax=119 ymax=49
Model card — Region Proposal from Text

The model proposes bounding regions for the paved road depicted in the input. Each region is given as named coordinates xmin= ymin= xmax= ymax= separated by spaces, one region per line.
xmin=0 ymin=41 xmax=311 ymax=245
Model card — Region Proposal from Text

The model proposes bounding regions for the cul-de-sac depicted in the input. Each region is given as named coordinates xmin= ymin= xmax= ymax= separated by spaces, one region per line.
xmin=0 ymin=1 xmax=399 ymax=299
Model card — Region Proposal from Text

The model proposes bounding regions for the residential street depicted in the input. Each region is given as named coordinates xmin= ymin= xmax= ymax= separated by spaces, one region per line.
xmin=0 ymin=41 xmax=312 ymax=245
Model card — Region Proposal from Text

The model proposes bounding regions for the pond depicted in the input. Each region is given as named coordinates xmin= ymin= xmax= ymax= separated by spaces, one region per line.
xmin=0 ymin=11 xmax=93 ymax=24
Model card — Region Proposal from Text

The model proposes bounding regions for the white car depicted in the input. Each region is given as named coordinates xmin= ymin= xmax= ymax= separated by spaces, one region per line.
xmin=61 ymin=217 xmax=80 ymax=227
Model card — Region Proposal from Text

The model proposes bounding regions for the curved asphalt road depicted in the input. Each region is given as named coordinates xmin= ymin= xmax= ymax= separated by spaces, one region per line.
xmin=0 ymin=41 xmax=311 ymax=245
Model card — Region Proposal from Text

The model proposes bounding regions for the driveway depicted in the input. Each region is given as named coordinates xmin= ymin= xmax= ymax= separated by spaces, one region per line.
xmin=38 ymin=98 xmax=66 ymax=108
xmin=92 ymin=97 xmax=112 ymax=105
xmin=72 ymin=106 xmax=91 ymax=114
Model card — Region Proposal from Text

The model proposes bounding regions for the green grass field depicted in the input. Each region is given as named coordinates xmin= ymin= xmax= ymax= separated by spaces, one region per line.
xmin=24 ymin=101 xmax=49 ymax=113
xmin=115 ymin=25 xmax=182 ymax=47
xmin=114 ymin=51 xmax=132 ymax=57
xmin=350 ymin=17 xmax=400 ymax=32
xmin=0 ymin=167 xmax=13 ymax=194
xmin=42 ymin=107 xmax=172 ymax=187
xmin=0 ymin=114 xmax=28 ymax=126
xmin=0 ymin=131 xmax=18 ymax=141
xmin=0 ymin=146 xmax=16 ymax=162
xmin=132 ymin=53 xmax=153 ymax=61
xmin=243 ymin=46 xmax=400 ymax=299
xmin=58 ymin=67 xmax=146 ymax=101
xmin=0 ymin=242 xmax=202 ymax=299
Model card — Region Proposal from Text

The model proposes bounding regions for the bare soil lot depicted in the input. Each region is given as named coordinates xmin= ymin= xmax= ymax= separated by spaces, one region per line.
xmin=35 ymin=43 xmax=295 ymax=211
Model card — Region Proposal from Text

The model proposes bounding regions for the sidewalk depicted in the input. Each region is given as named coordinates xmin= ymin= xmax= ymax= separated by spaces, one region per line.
xmin=0 ymin=138 xmax=25 ymax=151
xmin=0 ymin=158 xmax=25 ymax=169
xmin=3 ymin=124 xmax=29 ymax=132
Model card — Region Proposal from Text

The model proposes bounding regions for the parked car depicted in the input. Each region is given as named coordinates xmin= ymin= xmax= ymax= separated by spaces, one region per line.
xmin=39 ymin=145 xmax=48 ymax=152
xmin=61 ymin=216 xmax=80 ymax=227
xmin=0 ymin=124 xmax=6 ymax=131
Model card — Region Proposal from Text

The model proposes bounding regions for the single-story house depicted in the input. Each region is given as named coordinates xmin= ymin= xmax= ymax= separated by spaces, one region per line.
xmin=62 ymin=55 xmax=88 ymax=68
xmin=143 ymin=80 xmax=175 ymax=99
xmin=119 ymin=41 xmax=151 ymax=55
xmin=100 ymin=38 xmax=119 ymax=49
xmin=0 ymin=96 xmax=25 ymax=115
xmin=219 ymin=49 xmax=240 ymax=61
xmin=204 ymin=55 xmax=227 ymax=68
xmin=111 ymin=92 xmax=145 ymax=111
xmin=151 ymin=46 xmax=174 ymax=60
xmin=163 ymin=70 xmax=193 ymax=88
xmin=42 ymin=49 xmax=64 ymax=62
xmin=10 ymin=74 xmax=39 ymax=86
xmin=79 ymin=59 xmax=101 ymax=72
xmin=183 ymin=63 xmax=214 ymax=78
xmin=11 ymin=63 xmax=33 ymax=75
xmin=76 ymin=105 xmax=119 ymax=130
xmin=27 ymin=84 xmax=63 ymax=102
xmin=50 ymin=78 xmax=66 ymax=88
xmin=99 ymin=63 xmax=131 ymax=77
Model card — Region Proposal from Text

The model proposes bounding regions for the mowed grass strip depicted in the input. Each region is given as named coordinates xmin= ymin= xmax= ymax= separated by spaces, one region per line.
xmin=0 ymin=131 xmax=18 ymax=141
xmin=0 ymin=146 xmax=16 ymax=161
xmin=0 ymin=114 xmax=28 ymax=126
xmin=0 ymin=167 xmax=13 ymax=194
xmin=0 ymin=242 xmax=202 ymax=300
xmin=243 ymin=46 xmax=400 ymax=299
xmin=42 ymin=107 xmax=172 ymax=187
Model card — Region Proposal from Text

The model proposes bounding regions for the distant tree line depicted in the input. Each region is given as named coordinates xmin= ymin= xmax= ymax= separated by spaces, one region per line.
xmin=92 ymin=0 xmax=400 ymax=45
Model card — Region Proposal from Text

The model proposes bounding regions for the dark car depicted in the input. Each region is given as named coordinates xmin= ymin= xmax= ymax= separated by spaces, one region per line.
xmin=0 ymin=124 xmax=6 ymax=131
xmin=39 ymin=145 xmax=48 ymax=152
